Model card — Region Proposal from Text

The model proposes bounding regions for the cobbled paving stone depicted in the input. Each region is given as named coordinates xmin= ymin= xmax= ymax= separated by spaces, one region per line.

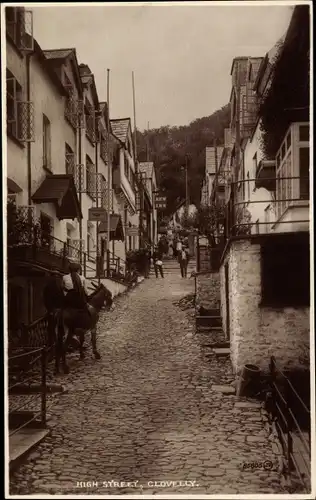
xmin=9 ymin=270 xmax=287 ymax=495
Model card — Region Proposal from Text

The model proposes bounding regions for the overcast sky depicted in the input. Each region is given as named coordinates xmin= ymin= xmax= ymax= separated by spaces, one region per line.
xmin=31 ymin=2 xmax=293 ymax=131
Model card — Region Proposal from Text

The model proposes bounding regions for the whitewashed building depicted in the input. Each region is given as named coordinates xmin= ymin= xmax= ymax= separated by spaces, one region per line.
xmin=213 ymin=9 xmax=310 ymax=375
xmin=5 ymin=6 xmax=139 ymax=334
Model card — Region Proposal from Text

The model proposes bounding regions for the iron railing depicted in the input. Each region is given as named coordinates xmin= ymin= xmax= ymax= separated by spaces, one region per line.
xmin=269 ymin=356 xmax=311 ymax=490
xmin=209 ymin=176 xmax=310 ymax=240
xmin=8 ymin=346 xmax=48 ymax=435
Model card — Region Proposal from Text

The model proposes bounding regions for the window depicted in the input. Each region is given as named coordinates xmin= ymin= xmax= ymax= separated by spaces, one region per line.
xmin=6 ymin=71 xmax=22 ymax=140
xmin=253 ymin=152 xmax=257 ymax=175
xmin=255 ymin=219 xmax=260 ymax=234
xmin=66 ymin=227 xmax=72 ymax=249
xmin=85 ymin=98 xmax=95 ymax=144
xmin=6 ymin=7 xmax=33 ymax=51
xmin=100 ymin=175 xmax=107 ymax=209
xmin=124 ymin=156 xmax=129 ymax=178
xmin=6 ymin=7 xmax=23 ymax=48
xmin=87 ymin=222 xmax=95 ymax=262
xmin=86 ymin=155 xmax=96 ymax=199
xmin=299 ymin=125 xmax=309 ymax=142
xmin=100 ymin=131 xmax=107 ymax=163
xmin=64 ymin=73 xmax=78 ymax=129
xmin=299 ymin=147 xmax=309 ymax=200
xmin=261 ymin=234 xmax=310 ymax=307
xmin=42 ymin=114 xmax=51 ymax=171
xmin=65 ymin=143 xmax=75 ymax=175
xmin=264 ymin=205 xmax=270 ymax=230
xmin=276 ymin=123 xmax=309 ymax=219
xmin=40 ymin=213 xmax=53 ymax=249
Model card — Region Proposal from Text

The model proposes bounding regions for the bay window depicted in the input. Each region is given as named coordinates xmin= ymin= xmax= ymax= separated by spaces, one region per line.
xmin=276 ymin=122 xmax=309 ymax=219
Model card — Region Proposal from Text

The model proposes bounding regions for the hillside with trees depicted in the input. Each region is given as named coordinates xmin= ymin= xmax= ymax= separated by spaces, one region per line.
xmin=136 ymin=103 xmax=231 ymax=217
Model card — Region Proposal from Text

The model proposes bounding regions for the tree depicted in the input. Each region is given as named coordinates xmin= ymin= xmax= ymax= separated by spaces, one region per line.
xmin=179 ymin=201 xmax=226 ymax=246
xmin=136 ymin=104 xmax=231 ymax=215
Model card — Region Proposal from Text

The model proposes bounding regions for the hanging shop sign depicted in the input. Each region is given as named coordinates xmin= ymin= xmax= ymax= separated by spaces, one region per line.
xmin=88 ymin=207 xmax=107 ymax=222
xmin=126 ymin=226 xmax=139 ymax=236
xmin=155 ymin=195 xmax=167 ymax=210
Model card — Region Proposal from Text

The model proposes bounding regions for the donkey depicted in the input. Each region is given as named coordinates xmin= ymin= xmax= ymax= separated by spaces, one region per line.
xmin=54 ymin=283 xmax=113 ymax=375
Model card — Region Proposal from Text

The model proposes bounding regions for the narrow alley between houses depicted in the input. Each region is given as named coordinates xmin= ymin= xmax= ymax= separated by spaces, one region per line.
xmin=10 ymin=266 xmax=286 ymax=496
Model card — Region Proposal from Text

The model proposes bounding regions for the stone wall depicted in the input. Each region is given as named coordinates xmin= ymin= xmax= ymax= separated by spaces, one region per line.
xmin=198 ymin=245 xmax=211 ymax=272
xmin=220 ymin=240 xmax=310 ymax=374
xmin=196 ymin=272 xmax=221 ymax=311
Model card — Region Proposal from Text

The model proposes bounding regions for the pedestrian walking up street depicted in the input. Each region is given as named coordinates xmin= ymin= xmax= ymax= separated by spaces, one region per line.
xmin=153 ymin=246 xmax=164 ymax=278
xmin=178 ymin=246 xmax=190 ymax=278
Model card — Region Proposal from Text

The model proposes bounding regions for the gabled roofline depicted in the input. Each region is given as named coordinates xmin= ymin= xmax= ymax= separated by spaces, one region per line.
xmin=33 ymin=39 xmax=67 ymax=96
xmin=110 ymin=118 xmax=132 ymax=148
xmin=230 ymin=56 xmax=250 ymax=75
xmin=110 ymin=117 xmax=131 ymax=123
xmin=43 ymin=47 xmax=83 ymax=97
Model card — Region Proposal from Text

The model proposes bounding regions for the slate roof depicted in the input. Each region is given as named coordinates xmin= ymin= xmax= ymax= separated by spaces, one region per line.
xmin=110 ymin=118 xmax=130 ymax=144
xmin=43 ymin=48 xmax=74 ymax=60
xmin=139 ymin=162 xmax=154 ymax=179
xmin=205 ymin=146 xmax=224 ymax=175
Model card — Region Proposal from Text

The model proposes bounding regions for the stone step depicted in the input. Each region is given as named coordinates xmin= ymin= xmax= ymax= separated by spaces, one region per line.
xmin=213 ymin=347 xmax=230 ymax=357
xmin=202 ymin=341 xmax=230 ymax=349
xmin=196 ymin=317 xmax=222 ymax=328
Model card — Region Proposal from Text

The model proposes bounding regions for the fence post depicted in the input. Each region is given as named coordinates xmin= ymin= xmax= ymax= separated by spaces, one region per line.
xmin=62 ymin=241 xmax=67 ymax=261
xmin=197 ymin=236 xmax=200 ymax=272
xmin=83 ymin=252 xmax=87 ymax=277
xmin=106 ymin=250 xmax=110 ymax=278
xmin=41 ymin=346 xmax=47 ymax=427
xmin=285 ymin=378 xmax=293 ymax=472
xmin=269 ymin=356 xmax=276 ymax=419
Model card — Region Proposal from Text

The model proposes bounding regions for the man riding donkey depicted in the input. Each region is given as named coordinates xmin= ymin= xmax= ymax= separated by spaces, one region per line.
xmin=43 ymin=261 xmax=113 ymax=375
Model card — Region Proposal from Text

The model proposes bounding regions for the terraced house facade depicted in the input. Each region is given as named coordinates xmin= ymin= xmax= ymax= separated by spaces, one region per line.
xmin=209 ymin=5 xmax=310 ymax=375
xmin=5 ymin=6 xmax=145 ymax=342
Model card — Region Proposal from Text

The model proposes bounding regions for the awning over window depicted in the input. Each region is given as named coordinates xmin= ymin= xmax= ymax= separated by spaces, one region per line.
xmin=7 ymin=178 xmax=23 ymax=193
xmin=98 ymin=214 xmax=125 ymax=241
xmin=32 ymin=175 xmax=82 ymax=220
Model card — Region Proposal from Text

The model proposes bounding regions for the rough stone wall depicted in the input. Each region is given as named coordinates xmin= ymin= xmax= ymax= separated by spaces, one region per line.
xmin=220 ymin=240 xmax=310 ymax=374
xmin=196 ymin=272 xmax=221 ymax=311
xmin=198 ymin=245 xmax=211 ymax=272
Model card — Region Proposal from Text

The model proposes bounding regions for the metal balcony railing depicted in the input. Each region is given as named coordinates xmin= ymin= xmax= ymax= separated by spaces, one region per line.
xmin=268 ymin=356 xmax=311 ymax=490
xmin=215 ymin=176 xmax=310 ymax=239
xmin=8 ymin=346 xmax=48 ymax=435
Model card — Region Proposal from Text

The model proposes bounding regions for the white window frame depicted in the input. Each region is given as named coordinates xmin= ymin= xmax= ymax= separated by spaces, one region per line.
xmin=42 ymin=114 xmax=51 ymax=171
xmin=276 ymin=122 xmax=309 ymax=219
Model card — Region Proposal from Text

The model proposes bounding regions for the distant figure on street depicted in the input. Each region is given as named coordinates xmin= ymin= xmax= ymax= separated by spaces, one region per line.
xmin=144 ymin=246 xmax=151 ymax=278
xmin=178 ymin=246 xmax=190 ymax=278
xmin=168 ymin=242 xmax=174 ymax=258
xmin=172 ymin=239 xmax=178 ymax=258
xmin=153 ymin=246 xmax=164 ymax=278
xmin=176 ymin=238 xmax=183 ymax=259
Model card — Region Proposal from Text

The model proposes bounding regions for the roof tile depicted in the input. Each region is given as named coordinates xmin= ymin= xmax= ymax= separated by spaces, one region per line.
xmin=110 ymin=119 xmax=130 ymax=144
xmin=43 ymin=49 xmax=74 ymax=60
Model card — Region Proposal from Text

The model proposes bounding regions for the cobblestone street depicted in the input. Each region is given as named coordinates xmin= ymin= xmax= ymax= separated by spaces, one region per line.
xmin=10 ymin=267 xmax=286 ymax=495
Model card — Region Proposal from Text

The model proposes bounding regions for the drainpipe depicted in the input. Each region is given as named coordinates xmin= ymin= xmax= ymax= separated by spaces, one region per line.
xmin=95 ymin=129 xmax=100 ymax=283
xmin=26 ymin=53 xmax=32 ymax=324
xmin=26 ymin=54 xmax=32 ymax=208
xmin=78 ymin=119 xmax=83 ymax=261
